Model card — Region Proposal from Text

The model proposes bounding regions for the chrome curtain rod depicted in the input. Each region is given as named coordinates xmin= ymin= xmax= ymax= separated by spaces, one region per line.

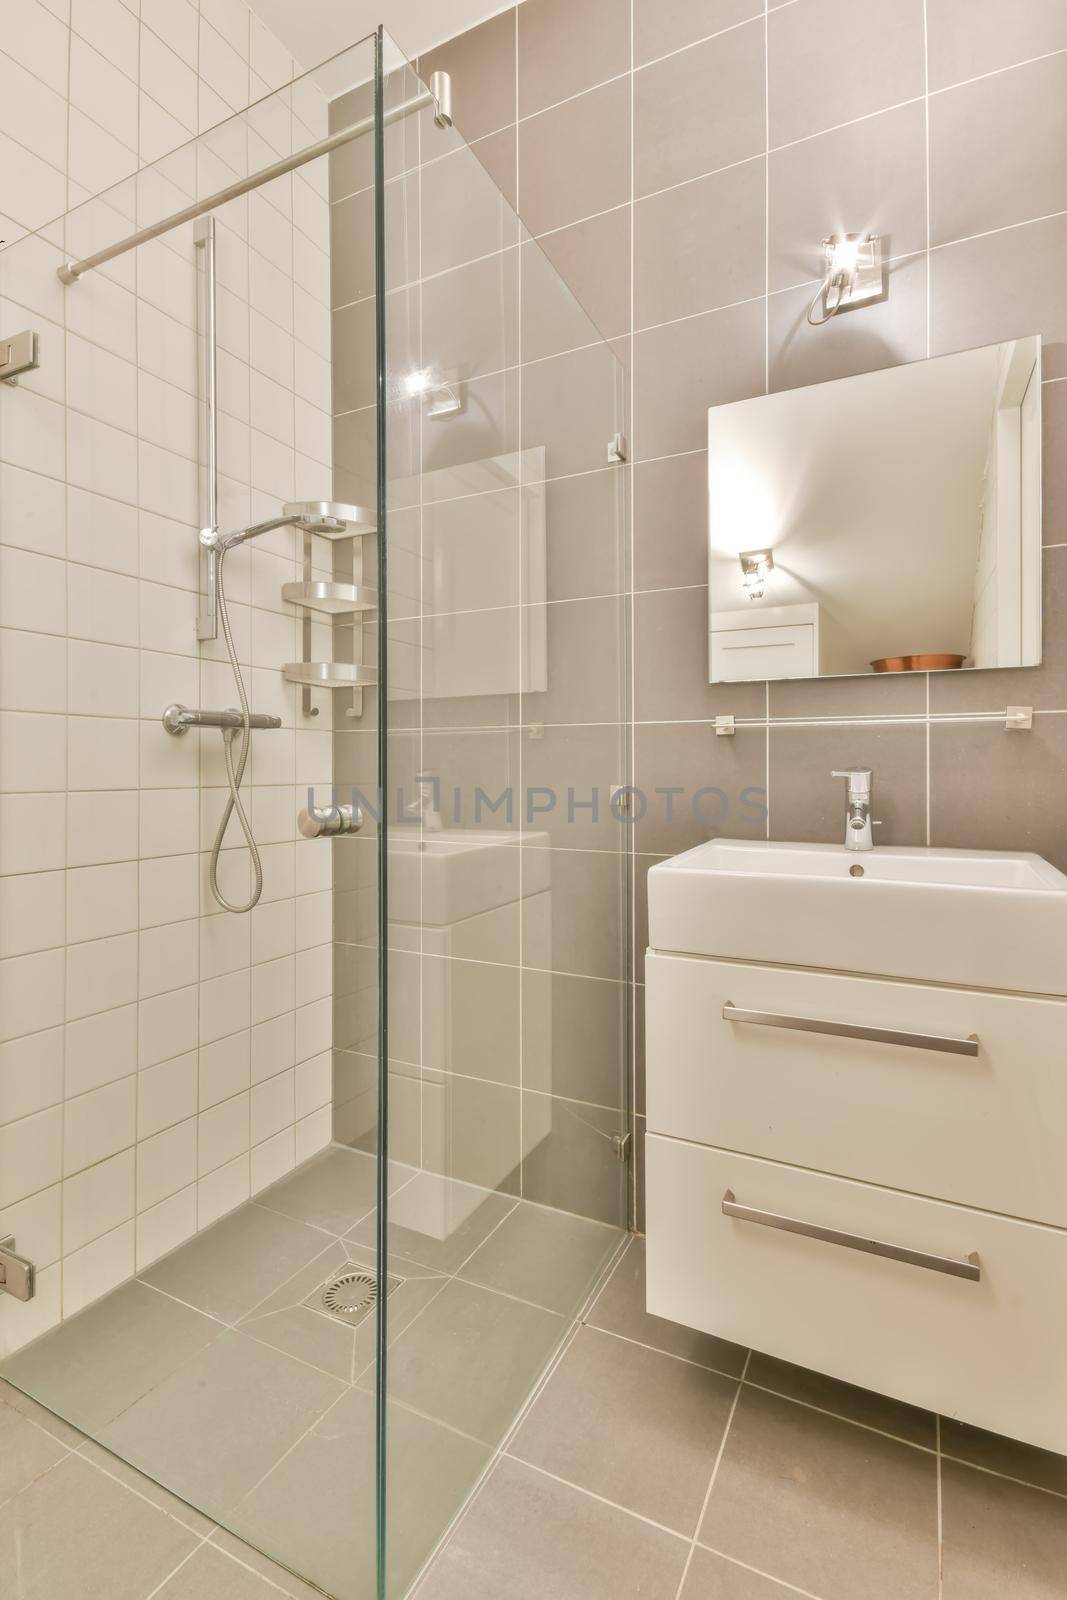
xmin=58 ymin=70 xmax=453 ymax=284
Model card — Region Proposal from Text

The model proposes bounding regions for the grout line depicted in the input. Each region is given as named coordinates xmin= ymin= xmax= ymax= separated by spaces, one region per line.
xmin=581 ymin=1319 xmax=748 ymax=1385
xmin=673 ymin=1350 xmax=751 ymax=1598
xmin=693 ymin=1544 xmax=825 ymax=1600
xmin=501 ymin=1451 xmax=693 ymax=1543
xmin=636 ymin=8 xmax=766 ymax=74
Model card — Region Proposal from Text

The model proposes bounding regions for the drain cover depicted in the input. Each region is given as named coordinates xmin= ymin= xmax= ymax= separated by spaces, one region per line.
xmin=305 ymin=1269 xmax=402 ymax=1328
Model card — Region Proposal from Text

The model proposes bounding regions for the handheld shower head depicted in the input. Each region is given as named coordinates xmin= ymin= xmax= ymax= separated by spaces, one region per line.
xmin=282 ymin=501 xmax=377 ymax=538
xmin=204 ymin=501 xmax=377 ymax=555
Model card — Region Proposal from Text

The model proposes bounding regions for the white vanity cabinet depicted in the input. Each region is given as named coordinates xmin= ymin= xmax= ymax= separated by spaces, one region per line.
xmin=645 ymin=940 xmax=1067 ymax=1455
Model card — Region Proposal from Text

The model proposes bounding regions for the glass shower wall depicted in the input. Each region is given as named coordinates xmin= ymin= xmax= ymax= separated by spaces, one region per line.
xmin=331 ymin=32 xmax=633 ymax=1594
xmin=0 ymin=35 xmax=398 ymax=1600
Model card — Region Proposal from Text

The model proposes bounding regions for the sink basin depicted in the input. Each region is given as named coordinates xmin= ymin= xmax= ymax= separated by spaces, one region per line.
xmin=389 ymin=829 xmax=549 ymax=926
xmin=648 ymin=838 xmax=1067 ymax=994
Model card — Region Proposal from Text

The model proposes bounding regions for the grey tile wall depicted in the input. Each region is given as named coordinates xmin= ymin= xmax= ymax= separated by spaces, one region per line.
xmin=336 ymin=1 xmax=1067 ymax=1227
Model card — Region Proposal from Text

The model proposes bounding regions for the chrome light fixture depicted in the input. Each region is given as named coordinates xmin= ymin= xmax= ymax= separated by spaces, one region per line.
xmin=807 ymin=232 xmax=885 ymax=326
xmin=404 ymin=367 xmax=462 ymax=419
xmin=739 ymin=548 xmax=774 ymax=600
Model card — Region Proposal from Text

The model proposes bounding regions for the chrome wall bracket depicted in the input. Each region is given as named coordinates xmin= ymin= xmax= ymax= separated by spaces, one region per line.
xmin=612 ymin=1131 xmax=632 ymax=1163
xmin=0 ymin=329 xmax=39 ymax=387
xmin=0 ymin=1235 xmax=35 ymax=1301
xmin=607 ymin=432 xmax=627 ymax=464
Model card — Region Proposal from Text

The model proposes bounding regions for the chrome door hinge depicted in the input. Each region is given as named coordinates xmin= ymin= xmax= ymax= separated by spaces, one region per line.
xmin=0 ymin=1236 xmax=35 ymax=1301
xmin=0 ymin=329 xmax=39 ymax=386
xmin=612 ymin=1131 xmax=632 ymax=1163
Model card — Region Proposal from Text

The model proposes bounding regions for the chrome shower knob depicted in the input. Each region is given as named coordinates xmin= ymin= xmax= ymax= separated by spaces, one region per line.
xmin=298 ymin=802 xmax=363 ymax=839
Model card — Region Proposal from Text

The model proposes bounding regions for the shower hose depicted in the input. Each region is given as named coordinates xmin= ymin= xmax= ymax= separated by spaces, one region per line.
xmin=208 ymin=542 xmax=264 ymax=913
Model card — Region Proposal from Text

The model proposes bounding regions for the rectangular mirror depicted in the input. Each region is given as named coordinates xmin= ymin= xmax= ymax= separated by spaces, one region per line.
xmin=708 ymin=336 xmax=1042 ymax=682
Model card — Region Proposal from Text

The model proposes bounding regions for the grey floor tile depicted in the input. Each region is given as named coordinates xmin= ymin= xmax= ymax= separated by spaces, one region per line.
xmin=255 ymin=1145 xmax=390 ymax=1235
xmin=237 ymin=1240 xmax=359 ymax=1383
xmin=511 ymin=1323 xmax=737 ymax=1536
xmin=701 ymin=1386 xmax=938 ymax=1600
xmin=0 ymin=1281 xmax=221 ymax=1434
xmin=0 ymin=1378 xmax=85 ymax=1447
xmin=0 ymin=1392 xmax=68 ymax=1505
xmin=941 ymin=1457 xmax=1067 ymax=1600
xmin=940 ymin=1416 xmax=1067 ymax=1497
xmin=141 ymin=1201 xmax=332 ymax=1324
xmin=746 ymin=1351 xmax=936 ymax=1449
xmin=0 ymin=1452 xmax=198 ymax=1600
xmin=587 ymin=1237 xmax=748 ymax=1377
xmin=458 ymin=1200 xmax=621 ymax=1315
xmin=231 ymin=1386 xmax=489 ymax=1600
xmin=682 ymin=1546 xmax=804 ymax=1599
xmin=414 ymin=1455 xmax=689 ymax=1600
xmin=99 ymin=1330 xmax=345 ymax=1519
xmin=207 ymin=1530 xmax=328 ymax=1600
xmin=155 ymin=1541 xmax=296 ymax=1598
xmin=360 ymin=1277 xmax=564 ymax=1446
xmin=77 ymin=1437 xmax=215 ymax=1537
xmin=347 ymin=1169 xmax=518 ymax=1275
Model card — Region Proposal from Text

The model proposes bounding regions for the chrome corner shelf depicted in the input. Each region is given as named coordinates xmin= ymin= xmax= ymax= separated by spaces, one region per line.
xmin=283 ymin=662 xmax=378 ymax=691
xmin=284 ymin=520 xmax=378 ymax=720
xmin=282 ymin=580 xmax=378 ymax=616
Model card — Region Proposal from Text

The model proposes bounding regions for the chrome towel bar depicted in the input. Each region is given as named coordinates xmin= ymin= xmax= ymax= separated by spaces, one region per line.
xmin=721 ymin=1191 xmax=982 ymax=1282
xmin=722 ymin=1002 xmax=979 ymax=1057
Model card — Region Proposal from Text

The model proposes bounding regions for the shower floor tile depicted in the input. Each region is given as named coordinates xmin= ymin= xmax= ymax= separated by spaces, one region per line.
xmin=457 ymin=1200 xmax=620 ymax=1314
xmin=0 ymin=1151 xmax=624 ymax=1600
xmin=255 ymin=1145 xmax=397 ymax=1236
xmin=230 ymin=1387 xmax=489 ymax=1600
xmin=359 ymin=1278 xmax=565 ymax=1445
xmin=99 ymin=1330 xmax=346 ymax=1518
xmin=0 ymin=1279 xmax=221 ymax=1434
xmin=141 ymin=1201 xmax=332 ymax=1323
xmin=346 ymin=1169 xmax=519 ymax=1274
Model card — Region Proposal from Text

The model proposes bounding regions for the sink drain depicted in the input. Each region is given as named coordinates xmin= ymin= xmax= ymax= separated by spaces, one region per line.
xmin=305 ymin=1269 xmax=402 ymax=1328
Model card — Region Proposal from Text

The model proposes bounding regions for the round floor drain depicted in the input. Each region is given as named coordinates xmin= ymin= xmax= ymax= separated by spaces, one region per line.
xmin=305 ymin=1268 xmax=403 ymax=1327
xmin=323 ymin=1271 xmax=377 ymax=1317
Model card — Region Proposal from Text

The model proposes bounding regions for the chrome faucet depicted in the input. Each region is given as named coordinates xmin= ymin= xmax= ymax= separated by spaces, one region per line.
xmin=831 ymin=768 xmax=878 ymax=851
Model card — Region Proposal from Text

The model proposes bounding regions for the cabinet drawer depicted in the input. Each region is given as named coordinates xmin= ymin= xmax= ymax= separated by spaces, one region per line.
xmin=646 ymin=1136 xmax=1067 ymax=1455
xmin=711 ymin=624 xmax=814 ymax=681
xmin=646 ymin=953 xmax=1067 ymax=1226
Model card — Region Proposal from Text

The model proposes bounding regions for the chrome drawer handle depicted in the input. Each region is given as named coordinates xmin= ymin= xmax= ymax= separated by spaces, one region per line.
xmin=722 ymin=1190 xmax=981 ymax=1282
xmin=722 ymin=1002 xmax=979 ymax=1057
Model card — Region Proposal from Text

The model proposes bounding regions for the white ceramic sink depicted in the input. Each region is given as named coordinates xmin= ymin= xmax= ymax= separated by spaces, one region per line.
xmin=648 ymin=838 xmax=1067 ymax=994
xmin=389 ymin=829 xmax=549 ymax=926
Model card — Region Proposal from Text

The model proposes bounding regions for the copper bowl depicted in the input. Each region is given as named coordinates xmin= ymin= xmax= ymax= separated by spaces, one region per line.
xmin=871 ymin=653 xmax=966 ymax=673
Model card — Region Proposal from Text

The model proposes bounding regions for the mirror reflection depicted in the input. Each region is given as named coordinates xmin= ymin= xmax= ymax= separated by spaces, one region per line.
xmin=708 ymin=336 xmax=1042 ymax=681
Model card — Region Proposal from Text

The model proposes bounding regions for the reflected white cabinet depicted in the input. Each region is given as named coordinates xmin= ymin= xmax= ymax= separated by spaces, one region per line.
xmin=709 ymin=602 xmax=821 ymax=681
xmin=645 ymin=949 xmax=1067 ymax=1454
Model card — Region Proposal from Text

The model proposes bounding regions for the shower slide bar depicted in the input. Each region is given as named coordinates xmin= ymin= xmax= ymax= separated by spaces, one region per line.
xmin=57 ymin=71 xmax=453 ymax=284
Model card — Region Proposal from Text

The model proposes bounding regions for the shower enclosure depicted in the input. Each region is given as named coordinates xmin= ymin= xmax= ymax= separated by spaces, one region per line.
xmin=0 ymin=26 xmax=630 ymax=1599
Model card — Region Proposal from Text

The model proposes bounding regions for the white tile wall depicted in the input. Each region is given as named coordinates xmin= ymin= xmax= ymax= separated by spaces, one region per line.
xmin=0 ymin=0 xmax=341 ymax=1358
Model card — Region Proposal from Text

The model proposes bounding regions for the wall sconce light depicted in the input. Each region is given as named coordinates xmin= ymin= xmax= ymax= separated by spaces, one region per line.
xmin=807 ymin=232 xmax=885 ymax=326
xmin=739 ymin=548 xmax=774 ymax=600
xmin=403 ymin=367 xmax=462 ymax=419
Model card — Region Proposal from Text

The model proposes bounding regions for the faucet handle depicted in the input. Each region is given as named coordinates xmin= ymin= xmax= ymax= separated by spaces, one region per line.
xmin=831 ymin=768 xmax=872 ymax=780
